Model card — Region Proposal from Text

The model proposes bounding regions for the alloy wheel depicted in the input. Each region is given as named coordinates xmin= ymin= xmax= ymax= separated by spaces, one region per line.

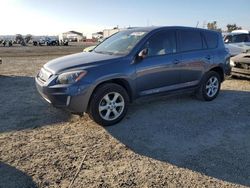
xmin=98 ymin=92 xmax=125 ymax=121
xmin=205 ymin=76 xmax=219 ymax=97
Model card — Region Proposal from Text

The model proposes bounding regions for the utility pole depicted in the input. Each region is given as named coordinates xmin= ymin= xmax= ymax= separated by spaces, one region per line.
xmin=196 ymin=21 xmax=199 ymax=28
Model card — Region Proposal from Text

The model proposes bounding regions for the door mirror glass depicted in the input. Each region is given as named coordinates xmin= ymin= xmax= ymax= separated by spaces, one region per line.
xmin=138 ymin=48 xmax=148 ymax=59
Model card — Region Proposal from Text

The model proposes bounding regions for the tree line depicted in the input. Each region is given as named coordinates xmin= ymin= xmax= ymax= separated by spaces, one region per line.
xmin=206 ymin=21 xmax=243 ymax=32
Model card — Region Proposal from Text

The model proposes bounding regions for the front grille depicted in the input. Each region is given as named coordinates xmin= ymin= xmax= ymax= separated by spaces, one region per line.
xmin=38 ymin=68 xmax=52 ymax=82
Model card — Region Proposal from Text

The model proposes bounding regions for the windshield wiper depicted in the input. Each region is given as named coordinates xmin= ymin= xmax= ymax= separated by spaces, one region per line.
xmin=94 ymin=50 xmax=115 ymax=55
xmin=94 ymin=50 xmax=105 ymax=54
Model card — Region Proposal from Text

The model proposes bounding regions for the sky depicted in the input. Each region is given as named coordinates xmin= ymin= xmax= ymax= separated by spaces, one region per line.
xmin=0 ymin=0 xmax=250 ymax=37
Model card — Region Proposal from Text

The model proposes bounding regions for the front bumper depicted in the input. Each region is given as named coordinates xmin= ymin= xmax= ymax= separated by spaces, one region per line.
xmin=231 ymin=67 xmax=250 ymax=79
xmin=35 ymin=76 xmax=91 ymax=113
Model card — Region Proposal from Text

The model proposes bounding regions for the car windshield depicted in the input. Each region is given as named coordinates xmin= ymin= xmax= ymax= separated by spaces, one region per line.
xmin=224 ymin=34 xmax=250 ymax=43
xmin=94 ymin=30 xmax=148 ymax=55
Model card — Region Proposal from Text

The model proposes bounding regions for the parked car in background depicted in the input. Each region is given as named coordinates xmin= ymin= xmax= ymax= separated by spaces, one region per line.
xmin=59 ymin=40 xmax=69 ymax=46
xmin=33 ymin=36 xmax=68 ymax=46
xmin=36 ymin=26 xmax=230 ymax=126
xmin=224 ymin=30 xmax=250 ymax=56
xmin=230 ymin=51 xmax=250 ymax=78
xmin=0 ymin=39 xmax=13 ymax=47
xmin=83 ymin=38 xmax=107 ymax=52
xmin=39 ymin=36 xmax=59 ymax=46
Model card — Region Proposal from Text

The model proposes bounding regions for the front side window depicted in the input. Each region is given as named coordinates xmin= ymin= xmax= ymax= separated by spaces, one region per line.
xmin=144 ymin=30 xmax=177 ymax=57
xmin=94 ymin=30 xmax=148 ymax=55
xmin=179 ymin=30 xmax=203 ymax=52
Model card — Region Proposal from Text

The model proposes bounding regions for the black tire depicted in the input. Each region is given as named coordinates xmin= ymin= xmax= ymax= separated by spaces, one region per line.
xmin=88 ymin=83 xmax=129 ymax=126
xmin=196 ymin=71 xmax=221 ymax=101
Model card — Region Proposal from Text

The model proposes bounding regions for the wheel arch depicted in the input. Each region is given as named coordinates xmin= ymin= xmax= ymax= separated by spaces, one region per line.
xmin=209 ymin=66 xmax=224 ymax=81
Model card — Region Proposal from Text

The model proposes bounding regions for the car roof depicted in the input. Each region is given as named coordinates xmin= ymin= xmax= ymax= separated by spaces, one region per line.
xmin=231 ymin=30 xmax=249 ymax=34
xmin=225 ymin=32 xmax=250 ymax=37
xmin=124 ymin=26 xmax=219 ymax=34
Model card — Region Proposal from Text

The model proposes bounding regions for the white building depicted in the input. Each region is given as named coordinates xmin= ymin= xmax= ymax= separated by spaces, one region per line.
xmin=92 ymin=32 xmax=103 ymax=39
xmin=59 ymin=31 xmax=85 ymax=42
xmin=102 ymin=27 xmax=134 ymax=39
xmin=103 ymin=28 xmax=120 ymax=39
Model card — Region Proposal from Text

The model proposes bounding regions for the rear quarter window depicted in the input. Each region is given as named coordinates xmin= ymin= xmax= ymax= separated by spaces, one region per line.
xmin=204 ymin=32 xmax=218 ymax=49
xmin=179 ymin=30 xmax=203 ymax=52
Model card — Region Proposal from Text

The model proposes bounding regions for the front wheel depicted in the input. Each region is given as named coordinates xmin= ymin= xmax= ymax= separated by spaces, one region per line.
xmin=88 ymin=83 xmax=129 ymax=126
xmin=196 ymin=71 xmax=221 ymax=101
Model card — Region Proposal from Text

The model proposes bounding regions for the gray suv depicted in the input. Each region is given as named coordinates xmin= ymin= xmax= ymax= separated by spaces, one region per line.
xmin=36 ymin=26 xmax=231 ymax=126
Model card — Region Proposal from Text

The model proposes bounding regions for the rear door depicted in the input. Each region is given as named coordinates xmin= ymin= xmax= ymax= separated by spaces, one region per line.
xmin=177 ymin=29 xmax=211 ymax=86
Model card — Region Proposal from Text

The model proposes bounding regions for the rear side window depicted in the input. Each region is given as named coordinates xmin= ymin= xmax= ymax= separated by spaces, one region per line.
xmin=179 ymin=30 xmax=203 ymax=52
xmin=204 ymin=32 xmax=218 ymax=49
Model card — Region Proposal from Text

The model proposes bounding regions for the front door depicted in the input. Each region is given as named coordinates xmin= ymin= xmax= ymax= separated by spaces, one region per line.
xmin=135 ymin=30 xmax=182 ymax=96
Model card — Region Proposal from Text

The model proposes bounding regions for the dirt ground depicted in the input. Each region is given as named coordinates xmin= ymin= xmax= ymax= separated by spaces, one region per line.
xmin=0 ymin=45 xmax=250 ymax=188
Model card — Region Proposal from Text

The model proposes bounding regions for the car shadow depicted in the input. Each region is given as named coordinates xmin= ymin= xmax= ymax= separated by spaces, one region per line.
xmin=0 ymin=162 xmax=37 ymax=188
xmin=106 ymin=90 xmax=250 ymax=186
xmin=0 ymin=75 xmax=71 ymax=133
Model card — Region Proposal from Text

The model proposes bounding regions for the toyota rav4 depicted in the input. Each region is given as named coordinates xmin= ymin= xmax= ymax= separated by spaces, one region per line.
xmin=36 ymin=26 xmax=231 ymax=126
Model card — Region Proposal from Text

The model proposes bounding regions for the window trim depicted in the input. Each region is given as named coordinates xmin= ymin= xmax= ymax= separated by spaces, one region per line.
xmin=201 ymin=32 xmax=208 ymax=49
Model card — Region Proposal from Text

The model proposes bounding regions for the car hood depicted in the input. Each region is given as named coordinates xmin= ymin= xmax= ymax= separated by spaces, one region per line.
xmin=44 ymin=52 xmax=122 ymax=74
xmin=225 ymin=43 xmax=250 ymax=56
xmin=231 ymin=53 xmax=250 ymax=64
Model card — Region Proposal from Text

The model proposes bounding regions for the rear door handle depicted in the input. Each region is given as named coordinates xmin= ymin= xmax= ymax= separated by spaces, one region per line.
xmin=205 ymin=55 xmax=211 ymax=60
xmin=173 ymin=59 xmax=180 ymax=64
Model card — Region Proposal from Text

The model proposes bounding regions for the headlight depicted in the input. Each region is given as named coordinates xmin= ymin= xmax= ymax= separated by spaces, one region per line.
xmin=57 ymin=70 xmax=87 ymax=84
xmin=230 ymin=59 xmax=235 ymax=67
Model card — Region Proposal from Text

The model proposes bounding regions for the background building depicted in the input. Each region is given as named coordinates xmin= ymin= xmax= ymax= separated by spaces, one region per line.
xmin=92 ymin=31 xmax=103 ymax=40
xmin=103 ymin=28 xmax=120 ymax=38
xmin=59 ymin=31 xmax=85 ymax=42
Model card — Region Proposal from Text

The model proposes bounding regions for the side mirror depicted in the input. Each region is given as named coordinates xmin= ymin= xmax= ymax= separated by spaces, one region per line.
xmin=138 ymin=48 xmax=148 ymax=59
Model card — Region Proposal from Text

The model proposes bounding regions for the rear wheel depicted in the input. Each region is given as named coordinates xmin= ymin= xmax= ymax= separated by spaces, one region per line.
xmin=88 ymin=83 xmax=129 ymax=126
xmin=196 ymin=71 xmax=221 ymax=101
